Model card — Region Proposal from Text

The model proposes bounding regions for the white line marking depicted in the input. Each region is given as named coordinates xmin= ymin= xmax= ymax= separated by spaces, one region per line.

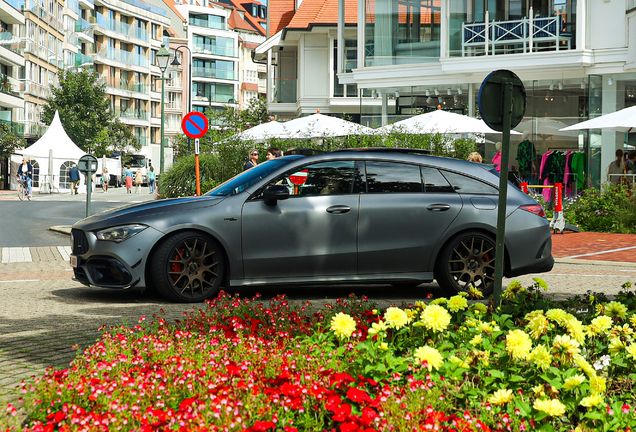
xmin=563 ymin=245 xmax=636 ymax=259
xmin=0 ymin=279 xmax=40 ymax=283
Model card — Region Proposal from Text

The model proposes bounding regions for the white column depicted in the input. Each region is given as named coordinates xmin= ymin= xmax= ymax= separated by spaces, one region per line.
xmin=357 ymin=0 xmax=366 ymax=69
xmin=576 ymin=0 xmax=586 ymax=50
xmin=381 ymin=92 xmax=388 ymax=126
xmin=338 ymin=0 xmax=345 ymax=73
xmin=267 ymin=50 xmax=273 ymax=103
xmin=468 ymin=83 xmax=475 ymax=117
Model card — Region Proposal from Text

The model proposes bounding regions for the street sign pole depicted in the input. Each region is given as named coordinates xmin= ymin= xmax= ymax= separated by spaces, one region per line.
xmin=492 ymin=83 xmax=513 ymax=306
xmin=195 ymin=138 xmax=201 ymax=196
xmin=86 ymin=172 xmax=92 ymax=218
xmin=78 ymin=154 xmax=98 ymax=218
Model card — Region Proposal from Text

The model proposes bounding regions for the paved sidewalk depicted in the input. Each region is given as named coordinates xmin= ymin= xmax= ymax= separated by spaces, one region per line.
xmin=551 ymin=231 xmax=636 ymax=263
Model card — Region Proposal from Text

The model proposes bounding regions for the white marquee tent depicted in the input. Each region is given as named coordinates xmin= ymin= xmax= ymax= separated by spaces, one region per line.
xmin=11 ymin=111 xmax=88 ymax=192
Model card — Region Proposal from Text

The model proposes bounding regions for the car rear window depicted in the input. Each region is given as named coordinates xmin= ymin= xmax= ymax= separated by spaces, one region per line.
xmin=440 ymin=170 xmax=498 ymax=195
xmin=421 ymin=167 xmax=455 ymax=193
xmin=365 ymin=161 xmax=422 ymax=193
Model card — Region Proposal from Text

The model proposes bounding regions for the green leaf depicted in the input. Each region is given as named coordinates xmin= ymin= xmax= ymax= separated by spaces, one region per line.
xmin=488 ymin=370 xmax=505 ymax=379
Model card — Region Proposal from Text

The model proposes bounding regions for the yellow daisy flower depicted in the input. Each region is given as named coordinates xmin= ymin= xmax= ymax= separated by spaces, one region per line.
xmin=414 ymin=345 xmax=443 ymax=371
xmin=330 ymin=312 xmax=357 ymax=340
xmin=384 ymin=307 xmax=409 ymax=330
xmin=566 ymin=317 xmax=586 ymax=344
xmin=573 ymin=354 xmax=595 ymax=377
xmin=546 ymin=309 xmax=569 ymax=326
xmin=368 ymin=320 xmax=389 ymax=336
xmin=609 ymin=337 xmax=626 ymax=355
xmin=488 ymin=389 xmax=514 ymax=406
xmin=469 ymin=335 xmax=483 ymax=346
xmin=533 ymin=398 xmax=566 ymax=417
xmin=469 ymin=303 xmax=488 ymax=315
xmin=563 ymin=374 xmax=586 ymax=391
xmin=506 ymin=329 xmax=532 ymax=361
xmin=552 ymin=334 xmax=581 ymax=359
xmin=580 ymin=394 xmax=603 ymax=408
xmin=420 ymin=304 xmax=452 ymax=333
xmin=590 ymin=375 xmax=607 ymax=394
xmin=626 ymin=343 xmax=636 ymax=361
xmin=530 ymin=344 xmax=551 ymax=370
xmin=431 ymin=298 xmax=448 ymax=305
xmin=468 ymin=286 xmax=484 ymax=299
xmin=450 ymin=355 xmax=470 ymax=369
xmin=525 ymin=312 xmax=549 ymax=340
xmin=605 ymin=301 xmax=628 ymax=319
xmin=447 ymin=295 xmax=468 ymax=313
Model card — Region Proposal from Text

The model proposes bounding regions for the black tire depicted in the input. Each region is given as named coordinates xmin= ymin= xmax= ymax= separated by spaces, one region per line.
xmin=434 ymin=231 xmax=496 ymax=296
xmin=150 ymin=231 xmax=225 ymax=303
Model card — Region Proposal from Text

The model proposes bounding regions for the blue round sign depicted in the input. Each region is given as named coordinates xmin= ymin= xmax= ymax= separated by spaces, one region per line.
xmin=182 ymin=112 xmax=209 ymax=139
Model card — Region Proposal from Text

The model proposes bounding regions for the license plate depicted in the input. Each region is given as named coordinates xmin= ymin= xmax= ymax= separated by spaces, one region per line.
xmin=70 ymin=255 xmax=78 ymax=268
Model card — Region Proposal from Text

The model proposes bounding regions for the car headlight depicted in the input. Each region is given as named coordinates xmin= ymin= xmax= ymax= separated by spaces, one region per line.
xmin=95 ymin=224 xmax=148 ymax=242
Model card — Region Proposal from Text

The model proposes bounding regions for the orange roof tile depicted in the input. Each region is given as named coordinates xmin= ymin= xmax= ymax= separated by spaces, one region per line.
xmin=161 ymin=0 xmax=186 ymax=22
xmin=287 ymin=0 xmax=357 ymax=29
xmin=229 ymin=8 xmax=257 ymax=32
xmin=241 ymin=82 xmax=258 ymax=91
xmin=269 ymin=0 xmax=295 ymax=35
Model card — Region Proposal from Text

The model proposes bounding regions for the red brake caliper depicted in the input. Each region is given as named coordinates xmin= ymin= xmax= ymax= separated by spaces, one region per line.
xmin=171 ymin=249 xmax=183 ymax=281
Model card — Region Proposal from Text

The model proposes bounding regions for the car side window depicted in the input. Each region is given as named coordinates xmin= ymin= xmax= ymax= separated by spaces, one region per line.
xmin=262 ymin=160 xmax=357 ymax=197
xmin=440 ymin=170 xmax=498 ymax=195
xmin=421 ymin=166 xmax=455 ymax=193
xmin=365 ymin=161 xmax=422 ymax=193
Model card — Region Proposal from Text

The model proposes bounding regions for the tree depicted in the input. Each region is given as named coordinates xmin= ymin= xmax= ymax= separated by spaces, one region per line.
xmin=42 ymin=68 xmax=113 ymax=153
xmin=0 ymin=123 xmax=25 ymax=159
xmin=93 ymin=119 xmax=140 ymax=157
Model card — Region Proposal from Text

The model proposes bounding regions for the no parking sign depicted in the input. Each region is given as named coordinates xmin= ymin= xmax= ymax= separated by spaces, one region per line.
xmin=182 ymin=112 xmax=209 ymax=139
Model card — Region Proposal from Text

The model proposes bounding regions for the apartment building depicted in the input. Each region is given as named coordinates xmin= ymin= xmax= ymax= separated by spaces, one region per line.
xmin=258 ymin=0 xmax=636 ymax=189
xmin=0 ymin=0 xmax=25 ymax=132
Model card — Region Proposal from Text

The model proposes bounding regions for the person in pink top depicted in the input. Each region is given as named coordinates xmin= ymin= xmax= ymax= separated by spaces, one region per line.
xmin=492 ymin=141 xmax=502 ymax=172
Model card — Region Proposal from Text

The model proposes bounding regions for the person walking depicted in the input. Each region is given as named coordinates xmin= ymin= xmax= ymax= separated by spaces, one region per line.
xmin=148 ymin=166 xmax=156 ymax=194
xmin=18 ymin=158 xmax=33 ymax=198
xmin=243 ymin=149 xmax=259 ymax=171
xmin=102 ymin=168 xmax=110 ymax=193
xmin=69 ymin=163 xmax=80 ymax=195
xmin=134 ymin=168 xmax=143 ymax=193
xmin=124 ymin=164 xmax=133 ymax=193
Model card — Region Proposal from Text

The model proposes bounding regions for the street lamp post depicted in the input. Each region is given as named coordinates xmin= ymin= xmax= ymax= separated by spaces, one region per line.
xmin=156 ymin=44 xmax=170 ymax=175
xmin=170 ymin=45 xmax=192 ymax=151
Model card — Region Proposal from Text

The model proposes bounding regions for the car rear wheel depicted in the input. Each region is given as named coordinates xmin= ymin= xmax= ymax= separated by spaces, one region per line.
xmin=151 ymin=231 xmax=225 ymax=303
xmin=435 ymin=232 xmax=496 ymax=296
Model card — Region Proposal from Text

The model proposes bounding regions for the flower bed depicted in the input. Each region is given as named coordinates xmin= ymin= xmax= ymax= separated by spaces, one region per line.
xmin=4 ymin=281 xmax=636 ymax=431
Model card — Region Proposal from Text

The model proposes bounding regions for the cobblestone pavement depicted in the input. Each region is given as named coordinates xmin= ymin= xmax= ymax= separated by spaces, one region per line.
xmin=2 ymin=251 xmax=636 ymax=413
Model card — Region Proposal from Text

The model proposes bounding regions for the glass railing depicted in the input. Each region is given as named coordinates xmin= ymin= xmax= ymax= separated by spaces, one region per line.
xmin=0 ymin=119 xmax=24 ymax=136
xmin=189 ymin=18 xmax=226 ymax=31
xmin=114 ymin=107 xmax=149 ymax=121
xmin=67 ymin=0 xmax=79 ymax=13
xmin=17 ymin=120 xmax=48 ymax=137
xmin=0 ymin=29 xmax=24 ymax=56
xmin=92 ymin=43 xmax=149 ymax=68
xmin=165 ymin=101 xmax=182 ymax=110
xmin=192 ymin=66 xmax=235 ymax=80
xmin=75 ymin=18 xmax=92 ymax=33
xmin=205 ymin=93 xmax=235 ymax=103
xmin=102 ymin=75 xmax=148 ymax=93
xmin=22 ymin=1 xmax=64 ymax=33
xmin=193 ymin=43 xmax=235 ymax=57
xmin=273 ymin=78 xmax=297 ymax=103
xmin=121 ymin=0 xmax=166 ymax=17
xmin=90 ymin=12 xmax=148 ymax=41
xmin=21 ymin=80 xmax=51 ymax=98
xmin=78 ymin=0 xmax=94 ymax=6
xmin=75 ymin=52 xmax=94 ymax=67
xmin=3 ymin=0 xmax=21 ymax=11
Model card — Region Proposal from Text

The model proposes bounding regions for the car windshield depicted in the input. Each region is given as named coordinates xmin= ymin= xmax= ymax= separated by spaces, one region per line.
xmin=124 ymin=156 xmax=145 ymax=168
xmin=205 ymin=156 xmax=302 ymax=197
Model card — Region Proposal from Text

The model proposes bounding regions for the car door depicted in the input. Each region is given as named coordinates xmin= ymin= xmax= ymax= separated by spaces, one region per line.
xmin=241 ymin=160 xmax=359 ymax=279
xmin=358 ymin=162 xmax=463 ymax=274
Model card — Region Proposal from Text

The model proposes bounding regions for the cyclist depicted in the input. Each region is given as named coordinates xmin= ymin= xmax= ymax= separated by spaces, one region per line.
xmin=17 ymin=157 xmax=33 ymax=198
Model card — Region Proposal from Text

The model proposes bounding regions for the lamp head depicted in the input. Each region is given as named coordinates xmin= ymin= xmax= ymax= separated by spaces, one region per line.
xmin=156 ymin=44 xmax=171 ymax=72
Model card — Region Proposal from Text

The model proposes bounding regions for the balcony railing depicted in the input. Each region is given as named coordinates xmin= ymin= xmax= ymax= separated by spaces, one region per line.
xmin=3 ymin=0 xmax=21 ymax=11
xmin=0 ymin=29 xmax=24 ymax=57
xmin=22 ymin=1 xmax=64 ymax=33
xmin=114 ymin=107 xmax=149 ymax=121
xmin=0 ymin=73 xmax=22 ymax=98
xmin=91 ymin=42 xmax=149 ymax=68
xmin=21 ymin=80 xmax=51 ymax=99
xmin=272 ymin=78 xmax=296 ymax=103
xmin=101 ymin=75 xmax=148 ymax=93
xmin=189 ymin=17 xmax=227 ymax=31
xmin=17 ymin=120 xmax=48 ymax=137
xmin=91 ymin=12 xmax=148 ymax=41
xmin=193 ymin=43 xmax=235 ymax=57
xmin=192 ymin=66 xmax=235 ymax=80
xmin=75 ymin=52 xmax=94 ymax=68
xmin=165 ymin=101 xmax=181 ymax=110
xmin=462 ymin=15 xmax=573 ymax=56
xmin=121 ymin=0 xmax=166 ymax=17
xmin=67 ymin=0 xmax=79 ymax=13
xmin=0 ymin=119 xmax=24 ymax=136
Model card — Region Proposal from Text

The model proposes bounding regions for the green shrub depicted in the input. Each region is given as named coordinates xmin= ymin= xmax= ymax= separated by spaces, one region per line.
xmin=158 ymin=153 xmax=223 ymax=198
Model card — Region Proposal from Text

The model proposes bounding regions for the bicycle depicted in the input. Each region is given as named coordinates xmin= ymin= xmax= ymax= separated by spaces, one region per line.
xmin=17 ymin=176 xmax=31 ymax=201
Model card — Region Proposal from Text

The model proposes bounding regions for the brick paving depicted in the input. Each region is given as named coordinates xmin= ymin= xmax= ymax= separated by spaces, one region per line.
xmin=551 ymin=231 xmax=636 ymax=262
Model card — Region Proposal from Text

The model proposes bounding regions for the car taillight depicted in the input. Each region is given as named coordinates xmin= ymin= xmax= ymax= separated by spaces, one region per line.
xmin=519 ymin=204 xmax=546 ymax=218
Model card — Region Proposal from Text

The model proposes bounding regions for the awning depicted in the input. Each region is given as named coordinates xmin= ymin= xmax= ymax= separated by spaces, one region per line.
xmin=255 ymin=30 xmax=284 ymax=55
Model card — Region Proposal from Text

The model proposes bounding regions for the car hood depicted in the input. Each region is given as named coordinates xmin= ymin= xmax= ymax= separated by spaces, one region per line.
xmin=74 ymin=196 xmax=225 ymax=230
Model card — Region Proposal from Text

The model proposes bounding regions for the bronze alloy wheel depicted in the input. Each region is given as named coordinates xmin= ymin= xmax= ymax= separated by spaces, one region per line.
xmin=152 ymin=231 xmax=224 ymax=302
xmin=435 ymin=232 xmax=496 ymax=295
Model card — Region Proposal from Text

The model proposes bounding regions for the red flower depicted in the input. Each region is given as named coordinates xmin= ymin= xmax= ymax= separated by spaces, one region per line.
xmin=332 ymin=403 xmax=352 ymax=422
xmin=178 ymin=396 xmax=197 ymax=412
xmin=279 ymin=382 xmax=301 ymax=397
xmin=360 ymin=407 xmax=379 ymax=426
xmin=346 ymin=387 xmax=373 ymax=404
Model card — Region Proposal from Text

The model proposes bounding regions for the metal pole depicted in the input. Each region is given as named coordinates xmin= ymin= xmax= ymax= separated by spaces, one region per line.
xmin=160 ymin=71 xmax=165 ymax=175
xmin=492 ymin=83 xmax=513 ymax=306
xmin=86 ymin=172 xmax=92 ymax=218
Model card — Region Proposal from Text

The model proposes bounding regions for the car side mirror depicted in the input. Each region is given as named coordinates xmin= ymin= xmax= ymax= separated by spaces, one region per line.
xmin=263 ymin=185 xmax=290 ymax=206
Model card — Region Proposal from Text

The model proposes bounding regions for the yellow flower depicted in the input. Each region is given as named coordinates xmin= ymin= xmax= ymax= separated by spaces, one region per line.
xmin=595 ymin=304 xmax=605 ymax=316
xmin=580 ymin=394 xmax=603 ymax=408
xmin=468 ymin=286 xmax=484 ymax=299
xmin=447 ymin=295 xmax=468 ymax=313
xmin=531 ymin=385 xmax=545 ymax=397
xmin=506 ymin=329 xmax=532 ymax=361
xmin=590 ymin=375 xmax=606 ymax=394
xmin=609 ymin=337 xmax=626 ymax=355
xmin=414 ymin=346 xmax=443 ymax=371
xmin=470 ymin=335 xmax=483 ymax=346
xmin=525 ymin=312 xmax=549 ymax=340
xmin=488 ymin=389 xmax=514 ymax=406
xmin=626 ymin=343 xmax=636 ymax=361
xmin=587 ymin=316 xmax=613 ymax=336
xmin=420 ymin=304 xmax=452 ymax=333
xmin=552 ymin=334 xmax=581 ymax=359
xmin=330 ymin=312 xmax=357 ymax=340
xmin=573 ymin=354 xmax=595 ymax=377
xmin=469 ymin=303 xmax=488 ymax=315
xmin=566 ymin=317 xmax=586 ymax=345
xmin=458 ymin=292 xmax=469 ymax=298
xmin=379 ymin=342 xmax=388 ymax=351
xmin=533 ymin=398 xmax=566 ymax=417
xmin=502 ymin=280 xmax=522 ymax=300
xmin=630 ymin=314 xmax=636 ymax=327
xmin=431 ymin=298 xmax=448 ymax=305
xmin=478 ymin=321 xmax=499 ymax=333
xmin=450 ymin=355 xmax=470 ymax=369
xmin=368 ymin=320 xmax=389 ymax=337
xmin=530 ymin=344 xmax=551 ymax=370
xmin=605 ymin=301 xmax=628 ymax=319
xmin=546 ymin=309 xmax=569 ymax=326
xmin=414 ymin=301 xmax=427 ymax=310
xmin=563 ymin=374 xmax=586 ymax=391
xmin=384 ymin=307 xmax=409 ymax=330
xmin=610 ymin=324 xmax=634 ymax=339
xmin=532 ymin=277 xmax=548 ymax=290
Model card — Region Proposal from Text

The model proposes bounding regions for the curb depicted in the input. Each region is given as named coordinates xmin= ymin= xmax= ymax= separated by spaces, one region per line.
xmin=554 ymin=257 xmax=636 ymax=267
xmin=49 ymin=226 xmax=72 ymax=236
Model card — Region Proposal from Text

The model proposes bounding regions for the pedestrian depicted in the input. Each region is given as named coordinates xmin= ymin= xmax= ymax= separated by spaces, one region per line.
xmin=467 ymin=152 xmax=483 ymax=163
xmin=243 ymin=149 xmax=259 ymax=171
xmin=148 ymin=166 xmax=156 ymax=194
xmin=69 ymin=163 xmax=80 ymax=195
xmin=18 ymin=157 xmax=33 ymax=198
xmin=492 ymin=142 xmax=502 ymax=172
xmin=102 ymin=168 xmax=110 ymax=193
xmin=134 ymin=168 xmax=143 ymax=193
xmin=266 ymin=147 xmax=283 ymax=161
xmin=124 ymin=164 xmax=133 ymax=193
xmin=607 ymin=149 xmax=626 ymax=186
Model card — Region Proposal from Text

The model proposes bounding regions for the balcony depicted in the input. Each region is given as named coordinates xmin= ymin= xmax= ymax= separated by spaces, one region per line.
xmin=66 ymin=0 xmax=79 ymax=13
xmin=22 ymin=1 xmax=64 ymax=33
xmin=21 ymin=80 xmax=51 ymax=99
xmin=272 ymin=78 xmax=296 ymax=103
xmin=114 ymin=107 xmax=149 ymax=121
xmin=17 ymin=120 xmax=48 ymax=138
xmin=189 ymin=17 xmax=226 ymax=31
xmin=193 ymin=43 xmax=235 ymax=58
xmin=78 ymin=0 xmax=94 ymax=9
xmin=165 ymin=101 xmax=181 ymax=110
xmin=0 ymin=29 xmax=24 ymax=58
xmin=75 ymin=18 xmax=94 ymax=43
xmin=193 ymin=66 xmax=235 ymax=81
xmin=0 ymin=119 xmax=24 ymax=136
xmin=90 ymin=12 xmax=148 ymax=42
xmin=461 ymin=15 xmax=574 ymax=57
xmin=75 ymin=52 xmax=94 ymax=68
xmin=91 ymin=42 xmax=149 ymax=68
xmin=102 ymin=75 xmax=148 ymax=93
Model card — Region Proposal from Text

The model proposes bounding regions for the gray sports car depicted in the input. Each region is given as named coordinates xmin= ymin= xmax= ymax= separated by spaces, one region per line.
xmin=70 ymin=149 xmax=553 ymax=302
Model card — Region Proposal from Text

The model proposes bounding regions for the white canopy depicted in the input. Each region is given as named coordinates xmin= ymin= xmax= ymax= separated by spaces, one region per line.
xmin=376 ymin=109 xmax=522 ymax=135
xmin=560 ymin=106 xmax=636 ymax=133
xmin=283 ymin=113 xmax=374 ymax=138
xmin=231 ymin=121 xmax=290 ymax=142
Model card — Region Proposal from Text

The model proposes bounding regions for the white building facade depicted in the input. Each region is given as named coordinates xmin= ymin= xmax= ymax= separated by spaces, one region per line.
xmin=260 ymin=0 xmax=636 ymax=189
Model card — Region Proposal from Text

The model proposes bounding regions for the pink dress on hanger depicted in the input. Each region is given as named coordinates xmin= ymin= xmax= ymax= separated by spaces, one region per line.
xmin=540 ymin=151 xmax=552 ymax=202
xmin=492 ymin=152 xmax=502 ymax=172
xmin=563 ymin=151 xmax=572 ymax=197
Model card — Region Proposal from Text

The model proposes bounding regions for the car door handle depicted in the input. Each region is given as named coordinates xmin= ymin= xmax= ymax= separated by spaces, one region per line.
xmin=326 ymin=205 xmax=351 ymax=214
xmin=426 ymin=203 xmax=451 ymax=211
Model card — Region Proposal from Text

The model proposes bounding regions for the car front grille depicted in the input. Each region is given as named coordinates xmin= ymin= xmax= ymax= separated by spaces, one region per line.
xmin=71 ymin=229 xmax=89 ymax=255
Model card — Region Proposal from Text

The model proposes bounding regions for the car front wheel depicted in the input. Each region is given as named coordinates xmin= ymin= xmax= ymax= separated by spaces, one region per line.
xmin=151 ymin=231 xmax=225 ymax=303
xmin=435 ymin=232 xmax=496 ymax=296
